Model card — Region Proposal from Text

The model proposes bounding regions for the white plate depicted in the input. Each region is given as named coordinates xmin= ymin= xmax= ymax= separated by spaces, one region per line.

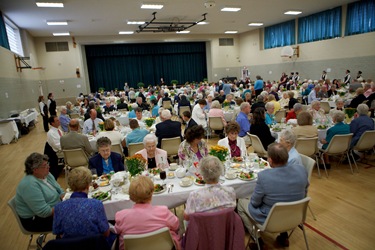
xmin=153 ymin=187 xmax=166 ymax=194
xmin=194 ymin=179 xmax=206 ymax=186
xmin=238 ymin=173 xmax=257 ymax=181
xmin=225 ymin=174 xmax=237 ymax=180
xmin=92 ymin=191 xmax=111 ymax=201
xmin=179 ymin=181 xmax=193 ymax=187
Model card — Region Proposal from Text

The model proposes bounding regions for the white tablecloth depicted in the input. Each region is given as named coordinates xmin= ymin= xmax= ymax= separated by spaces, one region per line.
xmin=19 ymin=109 xmax=38 ymax=126
xmin=0 ymin=120 xmax=19 ymax=144
xmin=102 ymin=171 xmax=257 ymax=220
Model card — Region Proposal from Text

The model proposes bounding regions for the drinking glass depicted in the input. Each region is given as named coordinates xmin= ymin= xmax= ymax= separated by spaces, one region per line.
xmin=160 ymin=171 xmax=167 ymax=184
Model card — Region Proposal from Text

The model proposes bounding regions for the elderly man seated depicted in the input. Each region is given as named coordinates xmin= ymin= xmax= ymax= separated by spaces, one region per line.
xmin=350 ymin=104 xmax=375 ymax=160
xmin=155 ymin=109 xmax=182 ymax=148
xmin=237 ymin=143 xmax=308 ymax=249
xmin=103 ymin=99 xmax=116 ymax=114
xmin=59 ymin=106 xmax=71 ymax=133
xmin=83 ymin=109 xmax=103 ymax=135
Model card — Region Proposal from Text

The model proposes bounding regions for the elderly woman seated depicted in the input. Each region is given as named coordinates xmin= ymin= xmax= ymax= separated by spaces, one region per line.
xmin=89 ymin=137 xmax=125 ymax=176
xmin=279 ymin=129 xmax=302 ymax=166
xmin=135 ymin=134 xmax=169 ymax=169
xmin=208 ymin=100 xmax=227 ymax=138
xmin=348 ymin=88 xmax=367 ymax=109
xmin=267 ymin=94 xmax=280 ymax=114
xmin=320 ymin=110 xmax=350 ymax=168
xmin=184 ymin=156 xmax=236 ymax=220
xmin=288 ymin=91 xmax=298 ymax=110
xmin=308 ymin=100 xmax=326 ymax=121
xmin=264 ymin=102 xmax=276 ymax=125
xmin=329 ymin=99 xmax=345 ymax=117
xmin=218 ymin=121 xmax=247 ymax=158
xmin=278 ymin=92 xmax=290 ymax=108
xmin=97 ymin=119 xmax=125 ymax=148
xmin=286 ymin=103 xmax=303 ymax=122
xmin=178 ymin=125 xmax=208 ymax=168
xmin=250 ymin=107 xmax=276 ymax=150
xmin=115 ymin=176 xmax=181 ymax=250
xmin=292 ymin=111 xmax=318 ymax=138
xmin=53 ymin=167 xmax=112 ymax=244
xmin=15 ymin=153 xmax=64 ymax=232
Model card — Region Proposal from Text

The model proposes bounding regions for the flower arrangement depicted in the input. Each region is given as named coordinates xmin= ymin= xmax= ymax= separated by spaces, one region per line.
xmin=209 ymin=145 xmax=229 ymax=162
xmin=98 ymin=121 xmax=104 ymax=131
xmin=222 ymin=100 xmax=230 ymax=107
xmin=344 ymin=108 xmax=356 ymax=118
xmin=126 ymin=154 xmax=147 ymax=177
xmin=144 ymin=117 xmax=155 ymax=127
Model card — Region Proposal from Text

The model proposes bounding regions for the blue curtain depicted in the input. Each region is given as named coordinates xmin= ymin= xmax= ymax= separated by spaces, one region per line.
xmin=346 ymin=0 xmax=375 ymax=36
xmin=85 ymin=42 xmax=207 ymax=91
xmin=0 ymin=11 xmax=10 ymax=50
xmin=264 ymin=20 xmax=295 ymax=49
xmin=298 ymin=7 xmax=341 ymax=43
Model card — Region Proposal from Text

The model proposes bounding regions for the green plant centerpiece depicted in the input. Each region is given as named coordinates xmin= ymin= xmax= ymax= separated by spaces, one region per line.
xmin=170 ymin=80 xmax=179 ymax=85
xmin=144 ymin=117 xmax=155 ymax=128
xmin=126 ymin=154 xmax=147 ymax=177
xmin=137 ymin=82 xmax=144 ymax=89
xmin=209 ymin=145 xmax=229 ymax=162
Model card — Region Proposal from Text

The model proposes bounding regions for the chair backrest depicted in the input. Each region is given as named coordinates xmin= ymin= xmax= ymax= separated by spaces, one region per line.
xmin=43 ymin=234 xmax=110 ymax=250
xmin=208 ymin=116 xmax=225 ymax=131
xmin=178 ymin=106 xmax=191 ymax=117
xmin=128 ymin=142 xmax=145 ymax=157
xmin=320 ymin=102 xmax=331 ymax=114
xmin=274 ymin=110 xmax=286 ymax=123
xmin=325 ymin=133 xmax=353 ymax=155
xmin=162 ymin=100 xmax=172 ymax=109
xmin=161 ymin=137 xmax=181 ymax=156
xmin=248 ymin=133 xmax=268 ymax=158
xmin=353 ymin=130 xmax=375 ymax=151
xmin=183 ymin=208 xmax=245 ymax=250
xmin=299 ymin=154 xmax=315 ymax=182
xmin=123 ymin=227 xmax=175 ymax=250
xmin=69 ymin=113 xmax=80 ymax=119
xmin=8 ymin=196 xmax=51 ymax=235
xmin=261 ymin=197 xmax=310 ymax=233
xmin=111 ymin=144 xmax=124 ymax=158
xmin=63 ymin=148 xmax=89 ymax=168
xmin=295 ymin=137 xmax=318 ymax=157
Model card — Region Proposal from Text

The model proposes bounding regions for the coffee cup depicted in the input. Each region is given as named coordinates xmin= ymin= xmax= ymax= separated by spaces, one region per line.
xmin=181 ymin=177 xmax=191 ymax=186
xmin=176 ymin=167 xmax=186 ymax=178
xmin=169 ymin=163 xmax=178 ymax=170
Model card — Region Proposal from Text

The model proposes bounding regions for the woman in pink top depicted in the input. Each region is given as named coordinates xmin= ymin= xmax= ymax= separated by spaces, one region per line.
xmin=208 ymin=100 xmax=227 ymax=125
xmin=115 ymin=176 xmax=181 ymax=250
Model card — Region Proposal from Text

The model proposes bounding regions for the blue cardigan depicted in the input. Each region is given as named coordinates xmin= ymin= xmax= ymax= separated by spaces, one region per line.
xmin=89 ymin=152 xmax=125 ymax=176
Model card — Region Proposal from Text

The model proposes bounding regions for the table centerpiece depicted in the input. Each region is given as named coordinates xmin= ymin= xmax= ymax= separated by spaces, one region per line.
xmin=209 ymin=145 xmax=229 ymax=162
xmin=125 ymin=154 xmax=147 ymax=177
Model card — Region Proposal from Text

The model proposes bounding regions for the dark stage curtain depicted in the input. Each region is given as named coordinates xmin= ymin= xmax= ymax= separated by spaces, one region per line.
xmin=85 ymin=42 xmax=207 ymax=91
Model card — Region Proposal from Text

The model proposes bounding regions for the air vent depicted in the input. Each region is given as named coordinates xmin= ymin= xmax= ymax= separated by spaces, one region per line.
xmin=45 ymin=42 xmax=69 ymax=52
xmin=219 ymin=38 xmax=234 ymax=46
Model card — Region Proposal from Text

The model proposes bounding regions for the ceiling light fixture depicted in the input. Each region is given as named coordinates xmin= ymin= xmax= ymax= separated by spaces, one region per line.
xmin=248 ymin=22 xmax=263 ymax=26
xmin=197 ymin=21 xmax=209 ymax=25
xmin=127 ymin=21 xmax=146 ymax=25
xmin=53 ymin=32 xmax=70 ymax=36
xmin=47 ymin=21 xmax=68 ymax=25
xmin=225 ymin=31 xmax=238 ymax=34
xmin=221 ymin=7 xmax=241 ymax=12
xmin=119 ymin=31 xmax=134 ymax=35
xmin=36 ymin=2 xmax=64 ymax=8
xmin=141 ymin=4 xmax=164 ymax=9
xmin=176 ymin=31 xmax=190 ymax=34
xmin=284 ymin=10 xmax=302 ymax=15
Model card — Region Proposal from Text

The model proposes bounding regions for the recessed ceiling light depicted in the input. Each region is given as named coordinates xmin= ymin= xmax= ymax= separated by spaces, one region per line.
xmin=47 ymin=21 xmax=68 ymax=25
xmin=284 ymin=10 xmax=302 ymax=15
xmin=36 ymin=2 xmax=64 ymax=8
xmin=127 ymin=21 xmax=146 ymax=25
xmin=176 ymin=31 xmax=190 ymax=34
xmin=197 ymin=21 xmax=209 ymax=25
xmin=248 ymin=23 xmax=263 ymax=26
xmin=225 ymin=31 xmax=238 ymax=34
xmin=221 ymin=7 xmax=241 ymax=12
xmin=53 ymin=32 xmax=70 ymax=36
xmin=141 ymin=4 xmax=163 ymax=9
xmin=119 ymin=31 xmax=134 ymax=35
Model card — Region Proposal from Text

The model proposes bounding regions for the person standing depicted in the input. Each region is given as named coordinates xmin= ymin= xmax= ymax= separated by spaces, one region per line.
xmin=254 ymin=75 xmax=264 ymax=97
xmin=45 ymin=116 xmax=64 ymax=179
xmin=38 ymin=95 xmax=49 ymax=132
xmin=343 ymin=69 xmax=351 ymax=85
xmin=47 ymin=93 xmax=57 ymax=116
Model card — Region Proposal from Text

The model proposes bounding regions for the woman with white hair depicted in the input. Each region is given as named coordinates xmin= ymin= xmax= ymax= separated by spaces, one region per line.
xmin=128 ymin=103 xmax=139 ymax=118
xmin=135 ymin=134 xmax=169 ymax=169
xmin=320 ymin=110 xmax=350 ymax=168
xmin=208 ymin=100 xmax=227 ymax=129
xmin=184 ymin=156 xmax=236 ymax=220
xmin=278 ymin=92 xmax=290 ymax=108
xmin=265 ymin=102 xmax=276 ymax=125
xmin=350 ymin=104 xmax=375 ymax=149
xmin=308 ymin=100 xmax=326 ymax=121
xmin=279 ymin=129 xmax=302 ymax=166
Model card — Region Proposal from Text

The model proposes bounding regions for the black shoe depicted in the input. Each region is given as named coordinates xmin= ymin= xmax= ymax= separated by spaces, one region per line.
xmin=276 ymin=234 xmax=289 ymax=247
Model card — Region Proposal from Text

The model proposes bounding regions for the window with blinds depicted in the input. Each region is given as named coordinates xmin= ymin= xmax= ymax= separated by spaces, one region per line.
xmin=4 ymin=18 xmax=23 ymax=56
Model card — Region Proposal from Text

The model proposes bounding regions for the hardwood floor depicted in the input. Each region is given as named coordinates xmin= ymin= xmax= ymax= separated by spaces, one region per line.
xmin=1 ymin=117 xmax=375 ymax=250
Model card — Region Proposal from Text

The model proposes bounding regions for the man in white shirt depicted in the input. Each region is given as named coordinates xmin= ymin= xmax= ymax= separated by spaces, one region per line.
xmin=83 ymin=109 xmax=103 ymax=135
xmin=192 ymin=99 xmax=207 ymax=128
xmin=45 ymin=115 xmax=64 ymax=179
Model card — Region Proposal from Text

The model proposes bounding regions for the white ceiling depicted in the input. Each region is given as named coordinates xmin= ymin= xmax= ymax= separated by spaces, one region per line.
xmin=0 ymin=0 xmax=355 ymax=38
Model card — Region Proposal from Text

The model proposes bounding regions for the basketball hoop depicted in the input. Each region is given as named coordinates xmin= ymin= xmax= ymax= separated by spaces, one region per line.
xmin=32 ymin=67 xmax=46 ymax=70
